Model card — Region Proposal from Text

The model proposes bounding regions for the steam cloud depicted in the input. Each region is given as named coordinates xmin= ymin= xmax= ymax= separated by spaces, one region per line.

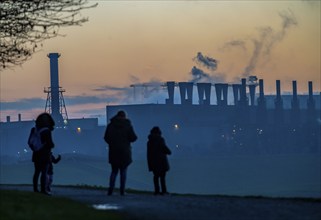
xmin=221 ymin=9 xmax=297 ymax=78
xmin=243 ymin=9 xmax=297 ymax=77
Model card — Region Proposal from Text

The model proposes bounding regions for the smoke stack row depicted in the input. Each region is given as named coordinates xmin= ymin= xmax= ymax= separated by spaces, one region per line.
xmin=197 ymin=83 xmax=211 ymax=105
xmin=165 ymin=79 xmax=316 ymax=108
xmin=215 ymin=83 xmax=228 ymax=106
xmin=178 ymin=82 xmax=193 ymax=105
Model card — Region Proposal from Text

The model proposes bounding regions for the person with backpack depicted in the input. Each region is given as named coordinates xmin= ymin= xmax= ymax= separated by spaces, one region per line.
xmin=28 ymin=113 xmax=55 ymax=195
xmin=147 ymin=126 xmax=172 ymax=195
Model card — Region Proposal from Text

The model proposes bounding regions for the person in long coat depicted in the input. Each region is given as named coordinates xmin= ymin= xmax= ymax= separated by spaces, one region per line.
xmin=28 ymin=112 xmax=55 ymax=195
xmin=104 ymin=110 xmax=137 ymax=195
xmin=147 ymin=126 xmax=171 ymax=195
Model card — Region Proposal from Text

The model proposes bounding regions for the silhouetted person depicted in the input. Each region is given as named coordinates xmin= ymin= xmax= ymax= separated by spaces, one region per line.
xmin=46 ymin=152 xmax=61 ymax=193
xmin=104 ymin=110 xmax=137 ymax=195
xmin=28 ymin=112 xmax=55 ymax=195
xmin=147 ymin=126 xmax=171 ymax=195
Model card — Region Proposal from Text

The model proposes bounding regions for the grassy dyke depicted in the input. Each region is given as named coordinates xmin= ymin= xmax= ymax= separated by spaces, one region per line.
xmin=0 ymin=190 xmax=125 ymax=220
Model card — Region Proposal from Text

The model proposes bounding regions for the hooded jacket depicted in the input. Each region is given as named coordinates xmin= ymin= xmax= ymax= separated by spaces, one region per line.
xmin=104 ymin=115 xmax=137 ymax=168
xmin=147 ymin=133 xmax=171 ymax=172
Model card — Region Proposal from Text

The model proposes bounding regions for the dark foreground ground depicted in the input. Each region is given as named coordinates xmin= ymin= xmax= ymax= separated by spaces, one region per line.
xmin=1 ymin=185 xmax=320 ymax=220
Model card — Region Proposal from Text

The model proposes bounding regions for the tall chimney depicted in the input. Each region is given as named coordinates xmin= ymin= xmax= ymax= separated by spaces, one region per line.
xmin=48 ymin=53 xmax=62 ymax=122
xmin=291 ymin=80 xmax=300 ymax=123
xmin=239 ymin=78 xmax=247 ymax=106
xmin=257 ymin=79 xmax=265 ymax=108
xmin=307 ymin=81 xmax=315 ymax=110
xmin=256 ymin=79 xmax=267 ymax=124
xmin=178 ymin=82 xmax=185 ymax=105
xmin=292 ymin=81 xmax=299 ymax=109
xmin=215 ymin=83 xmax=222 ymax=106
xmin=198 ymin=83 xmax=212 ymax=105
xmin=204 ymin=83 xmax=211 ymax=105
xmin=232 ymin=84 xmax=240 ymax=105
xmin=275 ymin=80 xmax=282 ymax=109
xmin=197 ymin=83 xmax=205 ymax=105
xmin=166 ymin=81 xmax=175 ymax=105
xmin=186 ymin=82 xmax=193 ymax=105
xmin=222 ymin=83 xmax=228 ymax=106
xmin=248 ymin=84 xmax=256 ymax=106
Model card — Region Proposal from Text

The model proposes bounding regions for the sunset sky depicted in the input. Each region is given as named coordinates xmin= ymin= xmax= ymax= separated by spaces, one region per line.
xmin=1 ymin=0 xmax=320 ymax=124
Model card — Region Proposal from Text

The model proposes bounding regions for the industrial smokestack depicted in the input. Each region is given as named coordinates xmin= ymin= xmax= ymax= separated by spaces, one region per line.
xmin=239 ymin=78 xmax=247 ymax=106
xmin=166 ymin=81 xmax=175 ymax=105
xmin=232 ymin=84 xmax=241 ymax=105
xmin=178 ymin=82 xmax=186 ymax=105
xmin=204 ymin=83 xmax=211 ymax=105
xmin=197 ymin=83 xmax=212 ymax=105
xmin=48 ymin=53 xmax=64 ymax=124
xmin=291 ymin=80 xmax=300 ymax=123
xmin=276 ymin=80 xmax=281 ymax=99
xmin=197 ymin=83 xmax=205 ymax=105
xmin=259 ymin=79 xmax=264 ymax=97
xmin=274 ymin=80 xmax=283 ymax=110
xmin=257 ymin=79 xmax=266 ymax=108
xmin=248 ymin=84 xmax=256 ymax=106
xmin=186 ymin=82 xmax=193 ymax=105
xmin=222 ymin=83 xmax=228 ymax=106
xmin=307 ymin=81 xmax=315 ymax=109
xmin=215 ymin=83 xmax=223 ymax=106
xmin=179 ymin=82 xmax=193 ymax=105
xmin=308 ymin=81 xmax=313 ymax=100
xmin=256 ymin=79 xmax=267 ymax=124
xmin=291 ymin=80 xmax=299 ymax=109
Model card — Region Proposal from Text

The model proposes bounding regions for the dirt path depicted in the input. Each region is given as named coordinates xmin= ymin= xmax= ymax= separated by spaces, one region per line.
xmin=1 ymin=185 xmax=320 ymax=220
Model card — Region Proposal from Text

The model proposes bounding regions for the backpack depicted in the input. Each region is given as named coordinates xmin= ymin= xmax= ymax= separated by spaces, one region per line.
xmin=28 ymin=127 xmax=48 ymax=151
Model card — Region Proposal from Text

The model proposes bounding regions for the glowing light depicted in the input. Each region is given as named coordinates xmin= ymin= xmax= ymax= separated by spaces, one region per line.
xmin=77 ymin=127 xmax=81 ymax=133
xmin=174 ymin=124 xmax=179 ymax=129
xmin=176 ymin=144 xmax=179 ymax=148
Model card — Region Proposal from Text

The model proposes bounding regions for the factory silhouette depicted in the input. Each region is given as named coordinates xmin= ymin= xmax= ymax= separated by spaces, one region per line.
xmin=0 ymin=53 xmax=320 ymax=160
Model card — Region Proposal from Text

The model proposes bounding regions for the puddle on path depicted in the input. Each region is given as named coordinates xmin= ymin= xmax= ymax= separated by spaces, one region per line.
xmin=92 ymin=203 xmax=122 ymax=210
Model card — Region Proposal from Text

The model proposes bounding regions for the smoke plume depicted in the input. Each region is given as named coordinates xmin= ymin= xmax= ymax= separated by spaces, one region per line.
xmin=190 ymin=66 xmax=226 ymax=83
xmin=242 ymin=9 xmax=297 ymax=77
xmin=221 ymin=9 xmax=297 ymax=78
xmin=193 ymin=52 xmax=218 ymax=70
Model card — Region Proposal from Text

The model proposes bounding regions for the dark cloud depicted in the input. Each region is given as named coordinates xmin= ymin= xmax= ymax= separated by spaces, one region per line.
xmin=190 ymin=66 xmax=211 ymax=82
xmin=0 ymin=95 xmax=118 ymax=111
xmin=193 ymin=52 xmax=218 ymax=70
xmin=190 ymin=66 xmax=226 ymax=83
xmin=0 ymin=98 xmax=45 ymax=110
xmin=92 ymin=85 xmax=132 ymax=92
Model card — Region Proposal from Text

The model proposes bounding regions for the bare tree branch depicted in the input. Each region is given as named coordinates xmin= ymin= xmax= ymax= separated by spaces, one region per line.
xmin=0 ymin=0 xmax=97 ymax=71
